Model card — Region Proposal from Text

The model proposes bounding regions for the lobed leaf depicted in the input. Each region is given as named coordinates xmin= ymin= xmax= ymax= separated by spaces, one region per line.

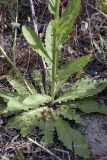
xmin=31 ymin=69 xmax=44 ymax=93
xmin=54 ymin=0 xmax=80 ymax=46
xmin=45 ymin=21 xmax=53 ymax=76
xmin=56 ymin=55 xmax=90 ymax=91
xmin=0 ymin=100 xmax=27 ymax=115
xmin=22 ymin=94 xmax=51 ymax=106
xmin=38 ymin=118 xmax=55 ymax=147
xmin=0 ymin=90 xmax=19 ymax=101
xmin=58 ymin=106 xmax=85 ymax=125
xmin=7 ymin=107 xmax=44 ymax=137
xmin=55 ymin=117 xmax=89 ymax=158
xmin=45 ymin=21 xmax=53 ymax=60
xmin=56 ymin=78 xmax=107 ymax=103
xmin=75 ymin=99 xmax=107 ymax=114
xmin=0 ymin=98 xmax=40 ymax=116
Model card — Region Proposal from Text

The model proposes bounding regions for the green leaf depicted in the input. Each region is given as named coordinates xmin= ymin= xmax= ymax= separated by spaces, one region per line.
xmin=0 ymin=98 xmax=40 ymax=116
xmin=31 ymin=69 xmax=44 ymax=93
xmin=7 ymin=107 xmax=44 ymax=137
xmin=0 ymin=90 xmax=19 ymax=101
xmin=22 ymin=26 xmax=52 ymax=66
xmin=48 ymin=0 xmax=56 ymax=15
xmin=45 ymin=21 xmax=56 ymax=78
xmin=58 ymin=55 xmax=90 ymax=81
xmin=38 ymin=118 xmax=55 ymax=147
xmin=54 ymin=0 xmax=80 ymax=46
xmin=56 ymin=55 xmax=90 ymax=91
xmin=56 ymin=78 xmax=107 ymax=103
xmin=75 ymin=99 xmax=107 ymax=114
xmin=7 ymin=76 xmax=35 ymax=95
xmin=58 ymin=106 xmax=85 ymax=125
xmin=45 ymin=21 xmax=53 ymax=60
xmin=1 ymin=100 xmax=27 ymax=115
xmin=55 ymin=117 xmax=89 ymax=158
xmin=31 ymin=69 xmax=42 ymax=82
xmin=22 ymin=94 xmax=51 ymax=106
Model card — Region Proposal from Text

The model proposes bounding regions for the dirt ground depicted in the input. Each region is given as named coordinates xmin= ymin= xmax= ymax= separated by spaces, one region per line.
xmin=0 ymin=0 xmax=107 ymax=159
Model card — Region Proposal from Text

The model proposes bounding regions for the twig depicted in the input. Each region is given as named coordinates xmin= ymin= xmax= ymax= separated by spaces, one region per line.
xmin=12 ymin=0 xmax=19 ymax=64
xmin=72 ymin=141 xmax=77 ymax=160
xmin=29 ymin=0 xmax=38 ymax=34
xmin=28 ymin=138 xmax=62 ymax=160
xmin=52 ymin=148 xmax=71 ymax=160
xmin=85 ymin=1 xmax=107 ymax=19
xmin=29 ymin=0 xmax=48 ymax=94
xmin=85 ymin=0 xmax=93 ymax=46
xmin=0 ymin=45 xmax=33 ymax=95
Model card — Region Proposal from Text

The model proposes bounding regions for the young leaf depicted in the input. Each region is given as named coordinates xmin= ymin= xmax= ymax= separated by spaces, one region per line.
xmin=44 ymin=21 xmax=53 ymax=77
xmin=22 ymin=94 xmax=51 ymax=106
xmin=22 ymin=26 xmax=52 ymax=66
xmin=7 ymin=107 xmax=44 ymax=137
xmin=75 ymin=99 xmax=107 ymax=115
xmin=48 ymin=0 xmax=56 ymax=15
xmin=45 ymin=21 xmax=53 ymax=60
xmin=38 ymin=118 xmax=55 ymax=147
xmin=45 ymin=21 xmax=61 ymax=82
xmin=56 ymin=78 xmax=107 ymax=103
xmin=56 ymin=55 xmax=90 ymax=91
xmin=55 ymin=117 xmax=89 ymax=158
xmin=54 ymin=0 xmax=80 ymax=46
xmin=58 ymin=106 xmax=85 ymax=125
xmin=45 ymin=21 xmax=61 ymax=80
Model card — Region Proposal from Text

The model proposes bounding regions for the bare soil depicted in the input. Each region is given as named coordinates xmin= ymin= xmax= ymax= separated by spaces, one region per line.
xmin=0 ymin=0 xmax=107 ymax=159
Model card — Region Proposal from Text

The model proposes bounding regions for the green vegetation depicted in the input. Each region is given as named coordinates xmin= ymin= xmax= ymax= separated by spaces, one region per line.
xmin=97 ymin=0 xmax=107 ymax=14
xmin=0 ymin=0 xmax=107 ymax=158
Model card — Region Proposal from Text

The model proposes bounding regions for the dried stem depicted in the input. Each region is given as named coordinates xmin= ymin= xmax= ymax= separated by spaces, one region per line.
xmin=28 ymin=138 xmax=62 ymax=160
xmin=0 ymin=45 xmax=33 ymax=95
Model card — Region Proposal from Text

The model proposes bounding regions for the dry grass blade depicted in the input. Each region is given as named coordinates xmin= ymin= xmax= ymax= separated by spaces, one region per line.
xmin=28 ymin=138 xmax=62 ymax=160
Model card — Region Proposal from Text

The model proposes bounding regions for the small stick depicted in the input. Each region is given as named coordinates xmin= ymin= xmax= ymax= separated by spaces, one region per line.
xmin=85 ymin=1 xmax=107 ymax=19
xmin=85 ymin=0 xmax=93 ymax=47
xmin=0 ymin=45 xmax=33 ymax=95
xmin=28 ymin=138 xmax=62 ymax=160
xmin=72 ymin=141 xmax=77 ymax=160
xmin=29 ymin=0 xmax=48 ymax=95
xmin=29 ymin=0 xmax=38 ymax=34
xmin=52 ymin=148 xmax=71 ymax=160
xmin=12 ymin=0 xmax=19 ymax=64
